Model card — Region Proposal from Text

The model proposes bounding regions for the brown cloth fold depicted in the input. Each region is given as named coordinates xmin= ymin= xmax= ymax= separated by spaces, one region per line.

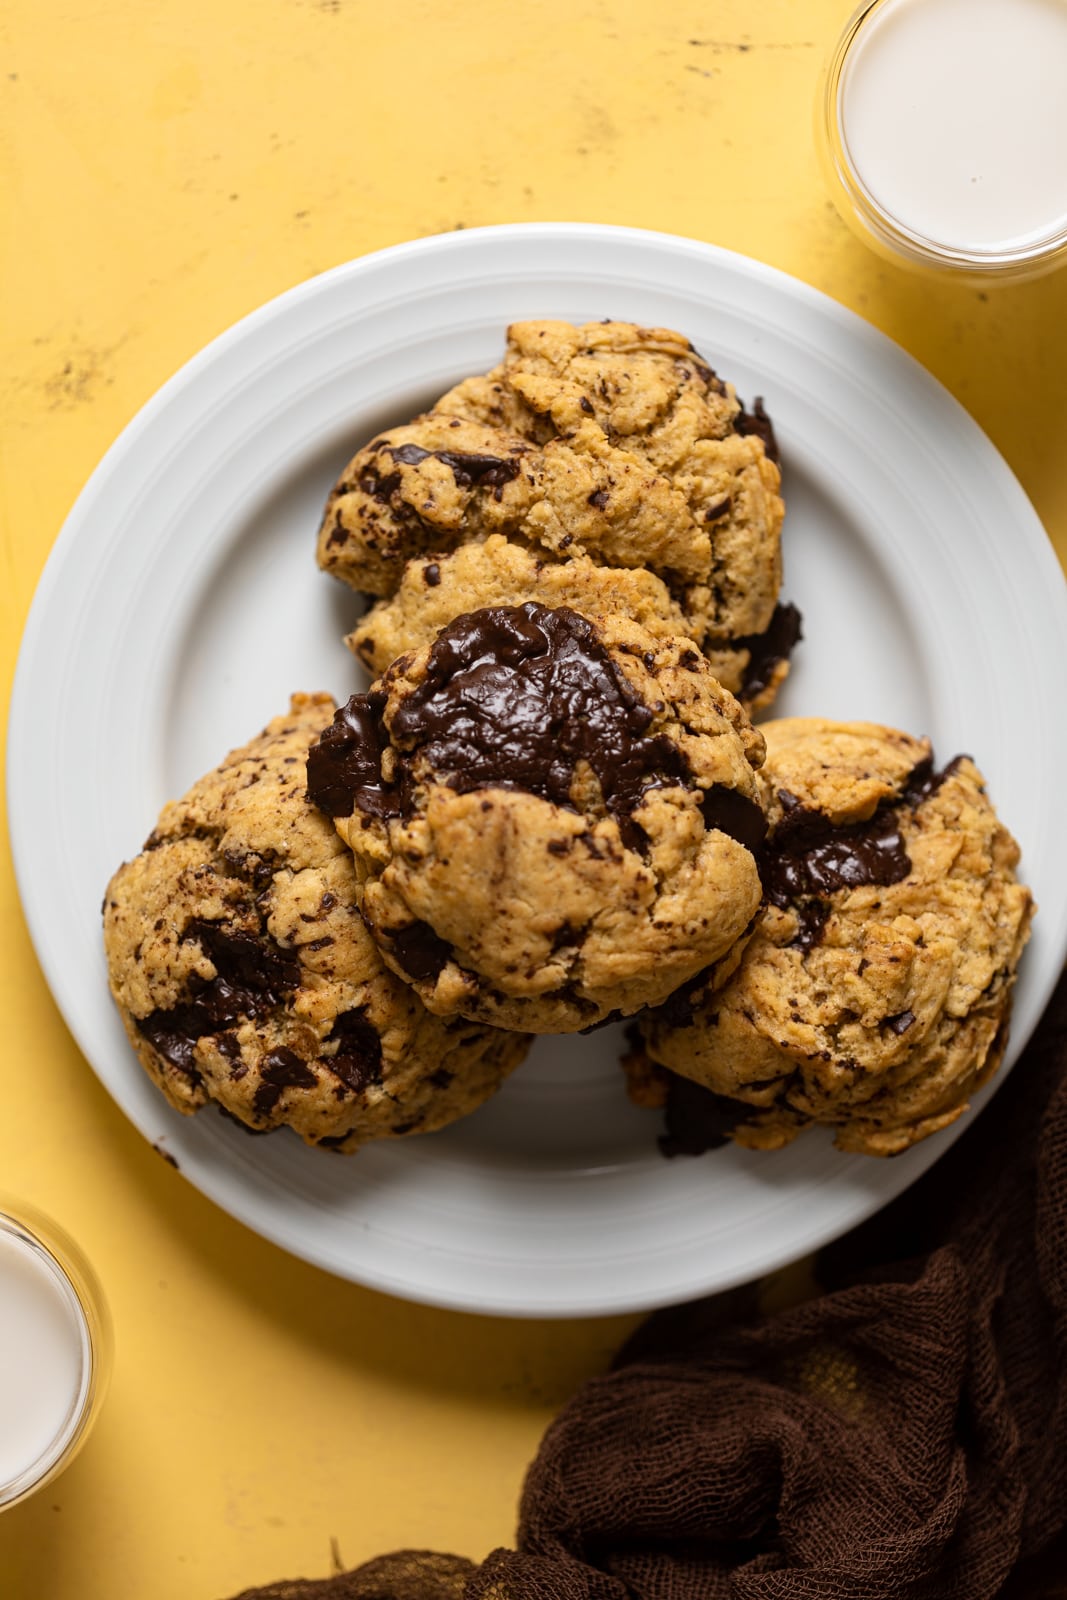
xmin=229 ymin=969 xmax=1067 ymax=1600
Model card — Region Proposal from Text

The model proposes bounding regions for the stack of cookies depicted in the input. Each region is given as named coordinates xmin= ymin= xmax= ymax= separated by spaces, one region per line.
xmin=103 ymin=321 xmax=1033 ymax=1160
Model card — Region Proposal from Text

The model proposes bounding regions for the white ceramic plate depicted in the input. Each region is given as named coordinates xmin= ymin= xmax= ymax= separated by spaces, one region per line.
xmin=10 ymin=225 xmax=1067 ymax=1317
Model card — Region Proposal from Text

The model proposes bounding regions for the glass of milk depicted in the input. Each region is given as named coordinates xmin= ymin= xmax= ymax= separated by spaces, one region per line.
xmin=0 ymin=1203 xmax=111 ymax=1511
xmin=821 ymin=0 xmax=1067 ymax=278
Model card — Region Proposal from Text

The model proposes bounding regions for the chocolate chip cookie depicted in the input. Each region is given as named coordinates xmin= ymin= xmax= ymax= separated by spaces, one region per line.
xmin=634 ymin=718 xmax=1034 ymax=1156
xmin=103 ymin=694 xmax=527 ymax=1150
xmin=437 ymin=318 xmax=785 ymax=644
xmin=348 ymin=533 xmax=695 ymax=669
xmin=317 ymin=320 xmax=796 ymax=710
xmin=348 ymin=535 xmax=799 ymax=719
xmin=308 ymin=604 xmax=767 ymax=1033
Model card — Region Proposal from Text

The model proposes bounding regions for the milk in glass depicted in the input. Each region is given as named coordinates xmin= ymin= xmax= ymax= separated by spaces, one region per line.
xmin=0 ymin=1225 xmax=92 ymax=1505
xmin=833 ymin=0 xmax=1067 ymax=267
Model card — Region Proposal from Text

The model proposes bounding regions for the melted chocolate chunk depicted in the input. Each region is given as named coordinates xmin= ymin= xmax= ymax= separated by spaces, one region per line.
xmin=762 ymin=790 xmax=912 ymax=907
xmin=387 ymin=442 xmax=521 ymax=497
xmin=735 ymin=396 xmax=780 ymax=464
xmin=389 ymin=603 xmax=697 ymax=853
xmin=587 ymin=488 xmax=610 ymax=510
xmin=136 ymin=920 xmax=301 ymax=1077
xmin=733 ymin=602 xmax=803 ymax=702
xmin=137 ymin=1009 xmax=207 ymax=1079
xmin=901 ymin=753 xmax=969 ymax=808
xmin=701 ymin=786 xmax=768 ymax=852
xmin=358 ymin=467 xmax=402 ymax=503
xmin=659 ymin=1074 xmax=755 ymax=1157
xmin=424 ymin=562 xmax=441 ymax=587
xmin=758 ymin=752 xmax=968 ymax=953
xmin=306 ymin=692 xmax=403 ymax=819
xmin=253 ymin=1048 xmax=317 ymax=1117
xmin=387 ymin=921 xmax=452 ymax=981
xmin=791 ymin=898 xmax=830 ymax=954
xmin=323 ymin=1008 xmax=383 ymax=1094
xmin=188 ymin=920 xmax=300 ymax=997
xmin=312 ymin=605 xmax=763 ymax=856
xmin=655 ymin=968 xmax=714 ymax=1029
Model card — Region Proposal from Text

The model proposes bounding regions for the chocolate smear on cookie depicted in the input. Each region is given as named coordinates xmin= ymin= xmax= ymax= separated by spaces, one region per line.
xmin=762 ymin=790 xmax=912 ymax=906
xmin=760 ymin=752 xmax=969 ymax=951
xmin=733 ymin=602 xmax=803 ymax=703
xmin=307 ymin=692 xmax=406 ymax=820
xmin=137 ymin=919 xmax=301 ymax=1079
xmin=387 ymin=602 xmax=760 ymax=855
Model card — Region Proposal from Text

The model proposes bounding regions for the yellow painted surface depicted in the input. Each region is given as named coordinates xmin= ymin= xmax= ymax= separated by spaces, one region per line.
xmin=1 ymin=3 xmax=1065 ymax=1596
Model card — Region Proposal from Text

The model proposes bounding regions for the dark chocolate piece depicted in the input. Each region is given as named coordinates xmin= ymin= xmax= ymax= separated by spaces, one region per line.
xmin=387 ymin=921 xmax=452 ymax=982
xmin=883 ymin=1010 xmax=917 ymax=1035
xmin=252 ymin=1048 xmax=317 ymax=1117
xmin=758 ymin=752 xmax=968 ymax=953
xmin=654 ymin=968 xmax=714 ymax=1029
xmin=137 ymin=919 xmax=300 ymax=1077
xmin=358 ymin=466 xmax=402 ymax=503
xmin=659 ymin=1074 xmax=755 ymax=1157
xmin=322 ymin=1008 xmax=383 ymax=1094
xmin=735 ymin=396 xmax=780 ymax=464
xmin=790 ymin=899 xmax=830 ymax=954
xmin=901 ymin=753 xmax=969 ymax=809
xmin=388 ymin=603 xmax=696 ymax=853
xmin=732 ymin=602 xmax=803 ymax=702
xmin=306 ymin=692 xmax=403 ymax=820
xmin=386 ymin=442 xmax=521 ymax=497
xmin=762 ymin=790 xmax=912 ymax=907
xmin=185 ymin=920 xmax=300 ymax=998
xmin=701 ymin=786 xmax=768 ymax=852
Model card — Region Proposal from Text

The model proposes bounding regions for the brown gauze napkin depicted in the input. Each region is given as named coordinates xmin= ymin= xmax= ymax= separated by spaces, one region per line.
xmin=229 ymin=970 xmax=1067 ymax=1600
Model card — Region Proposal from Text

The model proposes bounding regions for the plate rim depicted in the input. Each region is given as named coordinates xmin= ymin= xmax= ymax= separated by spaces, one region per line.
xmin=10 ymin=221 xmax=1067 ymax=1318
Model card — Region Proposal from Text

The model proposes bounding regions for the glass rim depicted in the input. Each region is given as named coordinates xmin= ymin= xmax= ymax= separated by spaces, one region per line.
xmin=822 ymin=0 xmax=1067 ymax=272
xmin=0 ymin=1208 xmax=108 ymax=1511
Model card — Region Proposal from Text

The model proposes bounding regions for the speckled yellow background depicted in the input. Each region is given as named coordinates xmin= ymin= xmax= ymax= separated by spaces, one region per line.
xmin=2 ymin=3 xmax=1066 ymax=1596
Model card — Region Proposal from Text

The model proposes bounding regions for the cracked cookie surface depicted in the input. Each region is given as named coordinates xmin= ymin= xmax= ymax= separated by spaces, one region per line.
xmin=635 ymin=718 xmax=1034 ymax=1156
xmin=348 ymin=535 xmax=799 ymax=718
xmin=317 ymin=320 xmax=794 ymax=708
xmin=309 ymin=604 xmax=767 ymax=1033
xmin=103 ymin=694 xmax=527 ymax=1149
